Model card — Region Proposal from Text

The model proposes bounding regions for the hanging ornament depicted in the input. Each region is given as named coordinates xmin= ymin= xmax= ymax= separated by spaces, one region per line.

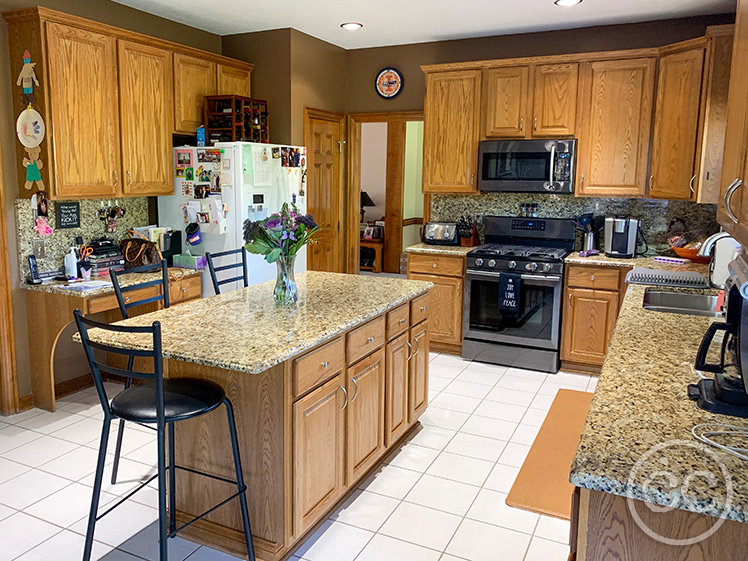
xmin=22 ymin=145 xmax=45 ymax=191
xmin=33 ymin=217 xmax=52 ymax=237
xmin=16 ymin=50 xmax=39 ymax=105
xmin=16 ymin=107 xmax=45 ymax=148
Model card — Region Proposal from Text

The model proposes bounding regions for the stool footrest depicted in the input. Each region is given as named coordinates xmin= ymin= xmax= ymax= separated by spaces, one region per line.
xmin=169 ymin=485 xmax=247 ymax=538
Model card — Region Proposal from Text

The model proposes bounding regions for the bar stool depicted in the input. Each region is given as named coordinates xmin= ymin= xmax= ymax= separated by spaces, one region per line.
xmin=109 ymin=260 xmax=170 ymax=484
xmin=74 ymin=310 xmax=255 ymax=561
xmin=205 ymin=248 xmax=249 ymax=295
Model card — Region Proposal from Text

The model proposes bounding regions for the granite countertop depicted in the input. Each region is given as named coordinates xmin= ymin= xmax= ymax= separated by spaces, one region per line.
xmin=79 ymin=271 xmax=432 ymax=374
xmin=564 ymin=251 xmax=711 ymax=271
xmin=405 ymin=243 xmax=475 ymax=256
xmin=23 ymin=268 xmax=201 ymax=298
xmin=569 ymin=277 xmax=748 ymax=523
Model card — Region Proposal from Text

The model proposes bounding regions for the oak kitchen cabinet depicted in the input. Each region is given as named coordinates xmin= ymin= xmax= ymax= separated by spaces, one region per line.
xmin=3 ymin=7 xmax=253 ymax=200
xmin=217 ymin=63 xmax=253 ymax=97
xmin=422 ymin=70 xmax=482 ymax=193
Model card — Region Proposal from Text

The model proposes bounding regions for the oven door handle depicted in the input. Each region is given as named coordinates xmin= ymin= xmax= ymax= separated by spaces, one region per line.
xmin=466 ymin=270 xmax=561 ymax=283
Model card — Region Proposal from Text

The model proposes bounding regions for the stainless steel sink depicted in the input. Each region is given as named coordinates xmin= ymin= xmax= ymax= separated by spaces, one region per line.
xmin=642 ymin=288 xmax=724 ymax=317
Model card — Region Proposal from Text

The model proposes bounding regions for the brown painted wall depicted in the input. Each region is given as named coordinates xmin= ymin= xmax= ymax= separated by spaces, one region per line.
xmin=345 ymin=13 xmax=735 ymax=114
xmin=0 ymin=0 xmax=222 ymax=398
xmin=222 ymin=29 xmax=293 ymax=144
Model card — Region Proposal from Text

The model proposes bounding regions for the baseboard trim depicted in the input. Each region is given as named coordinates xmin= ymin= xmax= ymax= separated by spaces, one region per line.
xmin=561 ymin=361 xmax=602 ymax=375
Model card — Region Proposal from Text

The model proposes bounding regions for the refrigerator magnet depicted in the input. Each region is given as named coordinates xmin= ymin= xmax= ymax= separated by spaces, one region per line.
xmin=272 ymin=147 xmax=280 ymax=159
xmin=185 ymin=168 xmax=194 ymax=181
xmin=175 ymin=149 xmax=192 ymax=167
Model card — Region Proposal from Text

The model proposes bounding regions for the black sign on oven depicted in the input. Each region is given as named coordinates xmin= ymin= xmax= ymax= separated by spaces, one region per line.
xmin=56 ymin=202 xmax=80 ymax=229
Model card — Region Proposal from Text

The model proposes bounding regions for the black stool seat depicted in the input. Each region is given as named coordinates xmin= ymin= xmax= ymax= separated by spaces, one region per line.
xmin=110 ymin=378 xmax=225 ymax=423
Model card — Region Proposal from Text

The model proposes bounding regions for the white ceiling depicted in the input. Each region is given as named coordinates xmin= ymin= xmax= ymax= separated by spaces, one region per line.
xmin=113 ymin=0 xmax=736 ymax=49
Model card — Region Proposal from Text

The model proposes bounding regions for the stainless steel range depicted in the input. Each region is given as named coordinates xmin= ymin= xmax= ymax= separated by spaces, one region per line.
xmin=462 ymin=216 xmax=576 ymax=373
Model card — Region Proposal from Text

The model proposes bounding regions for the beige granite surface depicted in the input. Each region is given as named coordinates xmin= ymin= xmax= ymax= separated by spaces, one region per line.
xmin=24 ymin=268 xmax=201 ymax=298
xmin=79 ymin=271 xmax=432 ymax=374
xmin=565 ymin=251 xmax=710 ymax=272
xmin=405 ymin=243 xmax=475 ymax=256
xmin=569 ymin=279 xmax=748 ymax=523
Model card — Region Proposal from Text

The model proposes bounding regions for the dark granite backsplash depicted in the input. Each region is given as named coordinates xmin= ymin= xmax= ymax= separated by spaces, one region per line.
xmin=431 ymin=193 xmax=719 ymax=249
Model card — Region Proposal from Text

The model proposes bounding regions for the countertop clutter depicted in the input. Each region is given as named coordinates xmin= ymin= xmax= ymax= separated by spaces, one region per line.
xmin=81 ymin=271 xmax=432 ymax=374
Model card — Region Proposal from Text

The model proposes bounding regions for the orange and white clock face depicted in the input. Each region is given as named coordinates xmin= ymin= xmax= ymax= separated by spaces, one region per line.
xmin=376 ymin=68 xmax=403 ymax=99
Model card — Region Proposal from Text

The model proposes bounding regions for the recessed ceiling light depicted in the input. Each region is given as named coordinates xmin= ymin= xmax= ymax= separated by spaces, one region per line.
xmin=554 ymin=0 xmax=582 ymax=5
xmin=340 ymin=22 xmax=363 ymax=30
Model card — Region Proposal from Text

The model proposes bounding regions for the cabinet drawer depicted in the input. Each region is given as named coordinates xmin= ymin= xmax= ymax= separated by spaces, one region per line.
xmin=169 ymin=274 xmax=202 ymax=305
xmin=410 ymin=293 xmax=431 ymax=326
xmin=408 ymin=254 xmax=464 ymax=277
xmin=385 ymin=304 xmax=410 ymax=341
xmin=567 ymin=266 xmax=621 ymax=291
xmin=346 ymin=316 xmax=385 ymax=365
xmin=293 ymin=337 xmax=345 ymax=399
xmin=87 ymin=285 xmax=161 ymax=315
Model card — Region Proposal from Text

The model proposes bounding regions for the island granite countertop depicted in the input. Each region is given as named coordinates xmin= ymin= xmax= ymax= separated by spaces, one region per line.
xmin=80 ymin=271 xmax=432 ymax=374
xmin=569 ymin=278 xmax=748 ymax=523
xmin=404 ymin=243 xmax=474 ymax=256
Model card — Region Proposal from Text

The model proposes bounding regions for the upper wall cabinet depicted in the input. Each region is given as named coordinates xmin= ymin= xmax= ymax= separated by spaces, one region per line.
xmin=533 ymin=63 xmax=578 ymax=137
xmin=484 ymin=66 xmax=529 ymax=138
xmin=575 ymin=58 xmax=656 ymax=198
xmin=174 ymin=53 xmax=217 ymax=134
xmin=217 ymin=64 xmax=252 ymax=98
xmin=422 ymin=70 xmax=482 ymax=193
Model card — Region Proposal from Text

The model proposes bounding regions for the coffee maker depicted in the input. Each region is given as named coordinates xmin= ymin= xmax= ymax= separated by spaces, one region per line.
xmin=604 ymin=216 xmax=640 ymax=258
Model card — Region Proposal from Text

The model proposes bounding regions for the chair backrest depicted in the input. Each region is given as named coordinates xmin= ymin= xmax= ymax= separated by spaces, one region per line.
xmin=73 ymin=309 xmax=165 ymax=420
xmin=110 ymin=260 xmax=170 ymax=319
xmin=206 ymin=248 xmax=249 ymax=295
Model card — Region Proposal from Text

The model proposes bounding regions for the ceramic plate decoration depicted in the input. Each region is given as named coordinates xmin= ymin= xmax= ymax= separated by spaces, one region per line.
xmin=16 ymin=107 xmax=45 ymax=148
xmin=375 ymin=67 xmax=403 ymax=99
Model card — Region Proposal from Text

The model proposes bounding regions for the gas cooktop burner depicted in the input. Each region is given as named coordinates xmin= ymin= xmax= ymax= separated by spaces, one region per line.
xmin=469 ymin=244 xmax=569 ymax=261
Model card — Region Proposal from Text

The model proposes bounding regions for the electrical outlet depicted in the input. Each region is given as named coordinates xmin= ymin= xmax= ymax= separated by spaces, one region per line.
xmin=32 ymin=238 xmax=45 ymax=258
xmin=475 ymin=213 xmax=484 ymax=226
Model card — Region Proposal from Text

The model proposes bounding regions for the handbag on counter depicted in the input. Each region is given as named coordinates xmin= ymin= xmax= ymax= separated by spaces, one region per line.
xmin=120 ymin=229 xmax=163 ymax=269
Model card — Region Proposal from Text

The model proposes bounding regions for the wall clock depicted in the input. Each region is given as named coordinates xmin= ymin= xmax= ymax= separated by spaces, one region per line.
xmin=375 ymin=68 xmax=403 ymax=99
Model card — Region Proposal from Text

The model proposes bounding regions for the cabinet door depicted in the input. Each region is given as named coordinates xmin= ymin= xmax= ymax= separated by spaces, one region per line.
xmin=407 ymin=273 xmax=462 ymax=345
xmin=575 ymin=58 xmax=656 ymax=197
xmin=484 ymin=66 xmax=530 ymax=138
xmin=422 ymin=70 xmax=482 ymax=193
xmin=346 ymin=349 xmax=386 ymax=483
xmin=217 ymin=64 xmax=252 ymax=97
xmin=118 ymin=41 xmax=173 ymax=196
xmin=292 ymin=374 xmax=345 ymax=535
xmin=649 ymin=48 xmax=705 ymax=200
xmin=533 ymin=63 xmax=579 ymax=136
xmin=409 ymin=321 xmax=430 ymax=423
xmin=561 ymin=288 xmax=619 ymax=366
xmin=385 ymin=333 xmax=409 ymax=447
xmin=46 ymin=22 xmax=120 ymax=198
xmin=174 ymin=53 xmax=216 ymax=133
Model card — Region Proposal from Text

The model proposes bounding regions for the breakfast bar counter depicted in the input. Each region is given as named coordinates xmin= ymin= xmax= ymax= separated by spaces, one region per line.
xmin=84 ymin=271 xmax=433 ymax=561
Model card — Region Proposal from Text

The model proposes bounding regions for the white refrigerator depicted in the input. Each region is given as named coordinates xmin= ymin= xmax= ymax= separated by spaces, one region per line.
xmin=158 ymin=142 xmax=308 ymax=296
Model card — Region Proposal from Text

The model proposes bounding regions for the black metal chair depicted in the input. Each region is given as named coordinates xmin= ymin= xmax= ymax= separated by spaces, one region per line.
xmin=74 ymin=310 xmax=255 ymax=561
xmin=109 ymin=261 xmax=170 ymax=484
xmin=206 ymin=248 xmax=248 ymax=295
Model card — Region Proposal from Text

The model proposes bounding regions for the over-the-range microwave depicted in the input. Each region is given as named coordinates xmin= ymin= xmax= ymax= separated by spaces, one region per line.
xmin=477 ymin=139 xmax=576 ymax=194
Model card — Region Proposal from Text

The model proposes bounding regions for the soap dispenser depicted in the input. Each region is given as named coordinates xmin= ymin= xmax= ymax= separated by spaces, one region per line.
xmin=64 ymin=247 xmax=78 ymax=278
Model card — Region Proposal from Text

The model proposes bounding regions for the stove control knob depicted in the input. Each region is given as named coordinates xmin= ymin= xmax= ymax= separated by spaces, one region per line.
xmin=475 ymin=258 xmax=484 ymax=267
xmin=543 ymin=263 xmax=553 ymax=272
xmin=526 ymin=262 xmax=538 ymax=272
xmin=488 ymin=259 xmax=496 ymax=268
xmin=508 ymin=261 xmax=517 ymax=269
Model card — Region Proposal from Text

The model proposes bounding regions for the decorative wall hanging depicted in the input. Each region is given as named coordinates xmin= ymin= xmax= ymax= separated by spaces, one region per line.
xmin=33 ymin=217 xmax=52 ymax=237
xmin=16 ymin=50 xmax=39 ymax=105
xmin=375 ymin=67 xmax=404 ymax=99
xmin=16 ymin=107 xmax=45 ymax=148
xmin=22 ymin=145 xmax=45 ymax=191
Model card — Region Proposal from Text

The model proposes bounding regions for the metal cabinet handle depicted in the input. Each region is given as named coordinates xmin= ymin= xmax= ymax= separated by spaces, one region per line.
xmin=724 ymin=179 xmax=742 ymax=224
xmin=534 ymin=116 xmax=538 ymax=131
xmin=368 ymin=336 xmax=375 ymax=343
xmin=351 ymin=377 xmax=359 ymax=402
xmin=520 ymin=116 xmax=524 ymax=131
xmin=340 ymin=385 xmax=348 ymax=410
xmin=113 ymin=170 xmax=118 ymax=187
xmin=406 ymin=340 xmax=413 ymax=360
xmin=182 ymin=287 xmax=187 ymax=292
xmin=127 ymin=170 xmax=133 ymax=187
xmin=432 ymin=263 xmax=437 ymax=268
xmin=322 ymin=361 xmax=329 ymax=368
xmin=590 ymin=275 xmax=595 ymax=281
xmin=568 ymin=293 xmax=572 ymax=309
xmin=413 ymin=335 xmax=420 ymax=357
xmin=649 ymin=175 xmax=654 ymax=189
xmin=689 ymin=175 xmax=696 ymax=194
xmin=398 ymin=318 xmax=406 ymax=324
xmin=421 ymin=306 xmax=427 ymax=312
xmin=124 ymin=296 xmax=130 ymax=303
xmin=580 ymin=174 xmax=585 ymax=189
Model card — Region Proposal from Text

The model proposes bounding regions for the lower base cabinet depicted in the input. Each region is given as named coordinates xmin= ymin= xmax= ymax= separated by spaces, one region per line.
xmin=385 ymin=332 xmax=410 ymax=446
xmin=409 ymin=321 xmax=430 ymax=422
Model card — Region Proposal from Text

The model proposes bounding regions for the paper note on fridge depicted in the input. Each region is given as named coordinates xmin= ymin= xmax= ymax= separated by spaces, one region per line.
xmin=252 ymin=145 xmax=272 ymax=186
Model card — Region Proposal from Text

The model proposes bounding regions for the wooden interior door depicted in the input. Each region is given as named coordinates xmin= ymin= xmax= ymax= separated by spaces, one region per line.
xmin=217 ymin=64 xmax=252 ymax=97
xmin=306 ymin=109 xmax=345 ymax=272
xmin=575 ymin=58 xmax=656 ymax=197
xmin=346 ymin=349 xmax=386 ymax=482
xmin=561 ymin=288 xmax=618 ymax=365
xmin=484 ymin=66 xmax=530 ymax=138
xmin=385 ymin=332 xmax=409 ymax=446
xmin=118 ymin=40 xmax=173 ymax=196
xmin=46 ymin=22 xmax=120 ymax=198
xmin=0 ymin=136 xmax=18 ymax=416
xmin=409 ymin=321 xmax=429 ymax=423
xmin=649 ymin=48 xmax=705 ymax=200
xmin=533 ymin=63 xmax=579 ymax=136
xmin=174 ymin=53 xmax=216 ymax=133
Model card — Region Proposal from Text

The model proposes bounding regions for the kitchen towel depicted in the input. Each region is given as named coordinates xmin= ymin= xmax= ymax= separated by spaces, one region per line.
xmin=498 ymin=272 xmax=521 ymax=316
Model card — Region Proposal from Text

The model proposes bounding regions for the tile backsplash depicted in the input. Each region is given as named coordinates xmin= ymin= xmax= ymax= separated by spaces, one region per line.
xmin=431 ymin=193 xmax=720 ymax=249
xmin=15 ymin=197 xmax=150 ymax=281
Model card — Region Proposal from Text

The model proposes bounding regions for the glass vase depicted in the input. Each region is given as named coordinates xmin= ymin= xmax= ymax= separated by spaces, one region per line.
xmin=273 ymin=253 xmax=298 ymax=304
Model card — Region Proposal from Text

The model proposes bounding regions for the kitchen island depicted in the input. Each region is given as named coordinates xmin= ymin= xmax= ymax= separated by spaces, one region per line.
xmin=84 ymin=271 xmax=432 ymax=561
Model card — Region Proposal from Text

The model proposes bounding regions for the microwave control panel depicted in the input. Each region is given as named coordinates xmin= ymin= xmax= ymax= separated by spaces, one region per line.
xmin=554 ymin=153 xmax=572 ymax=182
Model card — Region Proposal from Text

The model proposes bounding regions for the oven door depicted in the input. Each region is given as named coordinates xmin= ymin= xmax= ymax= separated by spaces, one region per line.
xmin=463 ymin=269 xmax=563 ymax=350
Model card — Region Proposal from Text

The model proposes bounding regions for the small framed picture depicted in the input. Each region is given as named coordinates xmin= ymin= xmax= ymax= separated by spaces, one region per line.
xmin=362 ymin=226 xmax=374 ymax=240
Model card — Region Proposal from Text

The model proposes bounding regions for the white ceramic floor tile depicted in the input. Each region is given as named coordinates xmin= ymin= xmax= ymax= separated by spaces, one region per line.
xmin=3 ymin=408 xmax=45 ymax=425
xmin=520 ymin=408 xmax=548 ymax=427
xmin=473 ymin=401 xmax=527 ymax=423
xmin=429 ymin=352 xmax=441 ymax=362
xmin=0 ymin=456 xmax=31 ymax=485
xmin=358 ymin=464 xmax=421 ymax=499
xmin=294 ymin=520 xmax=373 ymax=561
xmin=483 ymin=464 xmax=521 ymax=494
xmin=444 ymin=432 xmax=507 ymax=462
xmin=463 ymin=361 xmax=507 ymax=375
xmin=57 ymin=399 xmax=102 ymax=417
xmin=425 ymin=452 xmax=493 ymax=486
xmin=118 ymin=520 xmax=201 ymax=561
xmin=510 ymin=424 xmax=541 ymax=446
xmin=405 ymin=474 xmax=480 ymax=516
xmin=329 ymin=490 xmax=399 ymax=532
xmin=52 ymin=417 xmax=112 ymax=446
xmin=0 ymin=425 xmax=44 ymax=455
xmin=430 ymin=392 xmax=482 ymax=414
xmin=78 ymin=456 xmax=158 ymax=497
xmin=16 ymin=410 xmax=87 ymax=434
xmin=428 ymin=377 xmax=450 ymax=393
xmin=587 ymin=377 xmax=599 ymax=392
xmin=385 ymin=443 xmax=440 ymax=472
xmin=429 ymin=389 xmax=441 ymax=401
xmin=14 ymin=528 xmax=113 ymax=561
xmin=503 ymin=368 xmax=549 ymax=381
xmin=455 ymin=368 xmax=503 ymax=386
xmin=25 ymin=482 xmax=118 ymax=529
xmin=355 ymin=533 xmax=441 ymax=561
xmin=498 ymin=443 xmax=531 ymax=468
xmin=554 ymin=372 xmax=591 ymax=388
xmin=379 ymin=501 xmax=461 ymax=551
xmin=404 ymin=425 xmax=456 ymax=451
xmin=420 ymin=408 xmax=469 ymax=431
xmin=484 ymin=387 xmax=536 ymax=407
xmin=0 ymin=511 xmax=61 ymax=559
xmin=123 ymin=439 xmax=158 ymax=467
xmin=0 ymin=469 xmax=70 ymax=510
xmin=528 ymin=392 xmax=555 ymax=410
xmin=69 ymin=498 xmax=157 ymax=548
xmin=442 ymin=380 xmax=492 ymax=400
xmin=39 ymin=446 xmax=110 ymax=482
xmin=108 ymin=426 xmax=156 ymax=457
xmin=446 ymin=518 xmax=531 ymax=561
xmin=431 ymin=354 xmax=471 ymax=370
xmin=0 ymin=502 xmax=14 ymax=521
xmin=460 ymin=416 xmax=517 ymax=441
xmin=466 ymin=489 xmax=539 ymax=534
xmin=534 ymin=515 xmax=571 ymax=544
xmin=524 ymin=536 xmax=570 ymax=561
xmin=495 ymin=376 xmax=544 ymax=393
xmin=2 ymin=435 xmax=79 ymax=468
xmin=181 ymin=546 xmax=244 ymax=561
xmin=429 ymin=364 xmax=467 ymax=381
